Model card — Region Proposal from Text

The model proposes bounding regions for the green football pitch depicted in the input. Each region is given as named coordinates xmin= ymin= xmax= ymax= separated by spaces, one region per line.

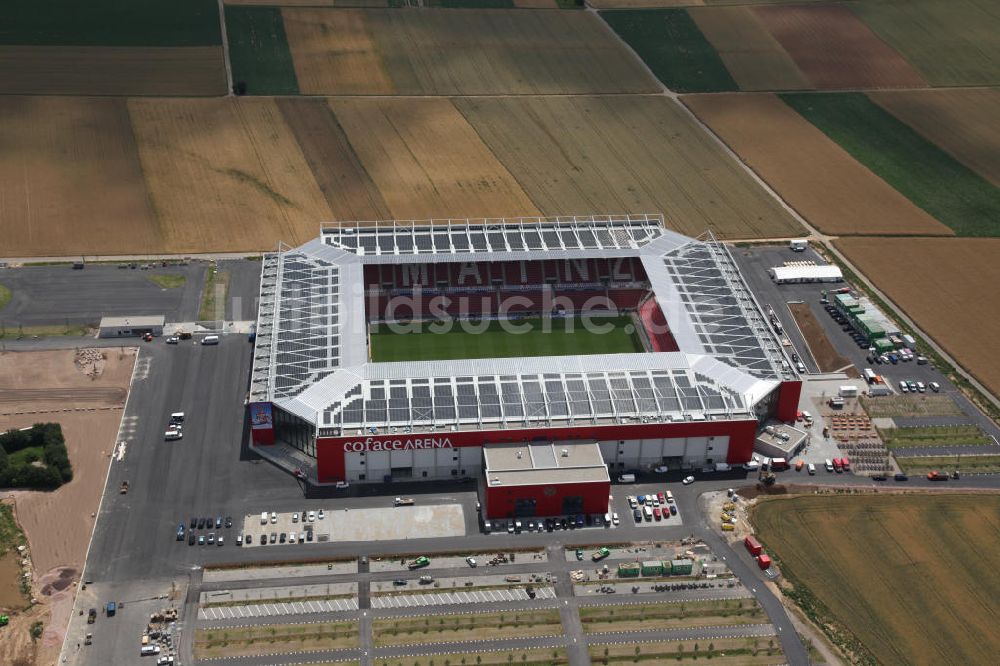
xmin=370 ymin=316 xmax=644 ymax=362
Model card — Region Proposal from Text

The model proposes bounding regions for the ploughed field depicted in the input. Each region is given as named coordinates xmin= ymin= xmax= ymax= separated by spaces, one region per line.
xmin=753 ymin=494 xmax=1000 ymax=666
xmin=369 ymin=316 xmax=643 ymax=362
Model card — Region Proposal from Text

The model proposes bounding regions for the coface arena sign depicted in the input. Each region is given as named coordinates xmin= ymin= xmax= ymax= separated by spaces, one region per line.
xmin=342 ymin=437 xmax=454 ymax=453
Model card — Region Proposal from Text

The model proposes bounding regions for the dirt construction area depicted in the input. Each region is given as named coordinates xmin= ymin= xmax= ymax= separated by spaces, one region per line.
xmin=787 ymin=302 xmax=851 ymax=373
xmin=0 ymin=349 xmax=136 ymax=666
xmin=683 ymin=93 xmax=952 ymax=237
xmin=836 ymin=237 xmax=1000 ymax=400
xmin=753 ymin=494 xmax=1000 ymax=665
xmin=280 ymin=8 xmax=659 ymax=95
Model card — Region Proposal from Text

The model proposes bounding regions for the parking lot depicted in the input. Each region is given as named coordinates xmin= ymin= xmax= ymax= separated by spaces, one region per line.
xmin=371 ymin=586 xmax=556 ymax=609
xmin=198 ymin=597 xmax=359 ymax=621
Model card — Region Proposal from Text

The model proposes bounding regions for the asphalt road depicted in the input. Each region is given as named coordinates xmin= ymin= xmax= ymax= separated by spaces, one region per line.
xmin=220 ymin=259 xmax=263 ymax=322
xmin=0 ymin=263 xmax=207 ymax=326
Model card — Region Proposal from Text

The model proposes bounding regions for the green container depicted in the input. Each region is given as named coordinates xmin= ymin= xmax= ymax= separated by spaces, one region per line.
xmin=661 ymin=560 xmax=673 ymax=575
xmin=670 ymin=559 xmax=693 ymax=575
xmin=641 ymin=560 xmax=664 ymax=576
xmin=874 ymin=338 xmax=894 ymax=352
xmin=617 ymin=562 xmax=640 ymax=578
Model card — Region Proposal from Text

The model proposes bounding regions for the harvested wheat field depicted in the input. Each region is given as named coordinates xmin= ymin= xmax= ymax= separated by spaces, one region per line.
xmin=282 ymin=8 xmax=392 ymax=95
xmin=276 ymin=98 xmax=392 ymax=221
xmin=0 ymin=46 xmax=225 ymax=96
xmin=457 ymin=95 xmax=802 ymax=239
xmin=837 ymin=237 xmax=1000 ymax=399
xmin=128 ymin=97 xmax=332 ymax=253
xmin=754 ymin=494 xmax=1000 ymax=666
xmin=870 ymin=89 xmax=1000 ymax=188
xmin=688 ymin=6 xmax=809 ymax=91
xmin=0 ymin=97 xmax=159 ymax=258
xmin=328 ymin=98 xmax=540 ymax=220
xmin=284 ymin=8 xmax=658 ymax=95
xmin=684 ymin=93 xmax=951 ymax=236
xmin=754 ymin=4 xmax=926 ymax=90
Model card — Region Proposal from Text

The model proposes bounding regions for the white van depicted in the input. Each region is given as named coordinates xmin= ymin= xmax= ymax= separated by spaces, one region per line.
xmin=140 ymin=645 xmax=160 ymax=656
xmin=807 ymin=463 xmax=816 ymax=475
xmin=260 ymin=512 xmax=268 ymax=525
xmin=642 ymin=505 xmax=653 ymax=521
xmin=164 ymin=430 xmax=182 ymax=441
xmin=824 ymin=459 xmax=834 ymax=472
xmin=201 ymin=335 xmax=220 ymax=345
xmin=170 ymin=412 xmax=185 ymax=422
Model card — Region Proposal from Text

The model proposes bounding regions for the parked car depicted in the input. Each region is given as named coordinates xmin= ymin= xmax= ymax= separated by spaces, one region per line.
xmin=682 ymin=476 xmax=695 ymax=485
xmin=225 ymin=516 xmax=232 ymax=528
xmin=260 ymin=534 xmax=266 ymax=545
xmin=633 ymin=508 xmax=642 ymax=522
xmin=668 ymin=504 xmax=677 ymax=516
xmin=207 ymin=533 xmax=215 ymax=545
xmin=653 ymin=507 xmax=662 ymax=521
xmin=165 ymin=336 xmax=179 ymax=345
xmin=466 ymin=556 xmax=477 ymax=567
xmin=198 ymin=535 xmax=205 ymax=546
xmin=894 ymin=473 xmax=909 ymax=482
xmin=188 ymin=533 xmax=196 ymax=546
xmin=612 ymin=512 xmax=620 ymax=525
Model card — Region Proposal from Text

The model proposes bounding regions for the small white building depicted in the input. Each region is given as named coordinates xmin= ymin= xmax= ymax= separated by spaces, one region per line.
xmin=768 ymin=265 xmax=843 ymax=284
xmin=98 ymin=315 xmax=164 ymax=338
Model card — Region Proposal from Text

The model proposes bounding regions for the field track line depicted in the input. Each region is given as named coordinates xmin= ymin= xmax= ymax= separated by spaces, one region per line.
xmin=218 ymin=0 xmax=234 ymax=95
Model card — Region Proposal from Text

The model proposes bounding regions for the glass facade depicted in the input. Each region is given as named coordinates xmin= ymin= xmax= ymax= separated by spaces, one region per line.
xmin=273 ymin=407 xmax=316 ymax=457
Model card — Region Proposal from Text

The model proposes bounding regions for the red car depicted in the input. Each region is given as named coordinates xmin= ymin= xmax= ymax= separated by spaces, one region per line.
xmin=653 ymin=507 xmax=662 ymax=521
xmin=657 ymin=492 xmax=666 ymax=504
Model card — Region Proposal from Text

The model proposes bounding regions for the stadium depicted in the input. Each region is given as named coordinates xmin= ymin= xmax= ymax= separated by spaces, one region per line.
xmin=248 ymin=215 xmax=801 ymax=519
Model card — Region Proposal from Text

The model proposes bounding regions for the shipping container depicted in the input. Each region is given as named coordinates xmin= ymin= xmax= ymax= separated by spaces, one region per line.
xmin=617 ymin=562 xmax=640 ymax=578
xmin=641 ymin=560 xmax=664 ymax=576
xmin=744 ymin=535 xmax=763 ymax=556
xmin=670 ymin=559 xmax=693 ymax=575
xmin=839 ymin=385 xmax=859 ymax=398
xmin=757 ymin=554 xmax=772 ymax=570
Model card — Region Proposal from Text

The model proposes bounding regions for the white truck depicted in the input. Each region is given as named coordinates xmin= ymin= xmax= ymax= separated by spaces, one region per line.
xmin=618 ymin=474 xmax=636 ymax=483
xmin=789 ymin=239 xmax=808 ymax=252
xmin=393 ymin=497 xmax=415 ymax=506
xmin=714 ymin=463 xmax=731 ymax=472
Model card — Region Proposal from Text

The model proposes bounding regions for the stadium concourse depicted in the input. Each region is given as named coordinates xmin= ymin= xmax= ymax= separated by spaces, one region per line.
xmin=248 ymin=216 xmax=801 ymax=520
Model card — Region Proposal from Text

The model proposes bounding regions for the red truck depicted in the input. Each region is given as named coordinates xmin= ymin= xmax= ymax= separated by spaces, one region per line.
xmin=757 ymin=553 xmax=772 ymax=570
xmin=744 ymin=535 xmax=763 ymax=556
xmin=841 ymin=457 xmax=851 ymax=471
xmin=832 ymin=458 xmax=844 ymax=473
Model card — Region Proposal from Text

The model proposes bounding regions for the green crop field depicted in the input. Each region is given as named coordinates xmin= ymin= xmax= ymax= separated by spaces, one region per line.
xmin=753 ymin=494 xmax=1000 ymax=665
xmin=781 ymin=92 xmax=1000 ymax=237
xmin=852 ymin=0 xmax=1000 ymax=87
xmin=600 ymin=9 xmax=736 ymax=93
xmin=896 ymin=455 xmax=1000 ymax=475
xmin=225 ymin=6 xmax=299 ymax=95
xmin=0 ymin=0 xmax=221 ymax=46
xmin=370 ymin=316 xmax=643 ymax=362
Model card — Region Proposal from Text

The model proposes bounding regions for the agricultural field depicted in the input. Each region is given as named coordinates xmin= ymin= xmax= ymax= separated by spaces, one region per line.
xmin=753 ymin=4 xmax=925 ymax=90
xmin=0 ymin=97 xmax=160 ymax=257
xmin=600 ymin=8 xmax=736 ymax=92
xmin=275 ymin=98 xmax=393 ymax=221
xmin=688 ymin=6 xmax=809 ymax=91
xmin=455 ymin=95 xmax=802 ymax=239
xmin=783 ymin=93 xmax=1000 ymax=237
xmin=683 ymin=94 xmax=951 ymax=236
xmin=0 ymin=0 xmax=224 ymax=95
xmin=880 ymin=425 xmax=992 ymax=450
xmin=225 ymin=6 xmax=299 ymax=95
xmin=869 ymin=89 xmax=1000 ymax=188
xmin=852 ymin=0 xmax=1000 ymax=87
xmin=227 ymin=8 xmax=658 ymax=95
xmin=369 ymin=317 xmax=642 ymax=362
xmin=327 ymin=98 xmax=539 ymax=220
xmin=128 ymin=97 xmax=333 ymax=253
xmin=754 ymin=494 xmax=1000 ymax=665
xmin=0 ymin=46 xmax=225 ymax=96
xmin=837 ymin=237 xmax=1000 ymax=401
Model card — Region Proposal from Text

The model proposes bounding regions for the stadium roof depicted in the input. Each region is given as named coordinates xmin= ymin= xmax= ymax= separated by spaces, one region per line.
xmin=251 ymin=216 xmax=796 ymax=433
